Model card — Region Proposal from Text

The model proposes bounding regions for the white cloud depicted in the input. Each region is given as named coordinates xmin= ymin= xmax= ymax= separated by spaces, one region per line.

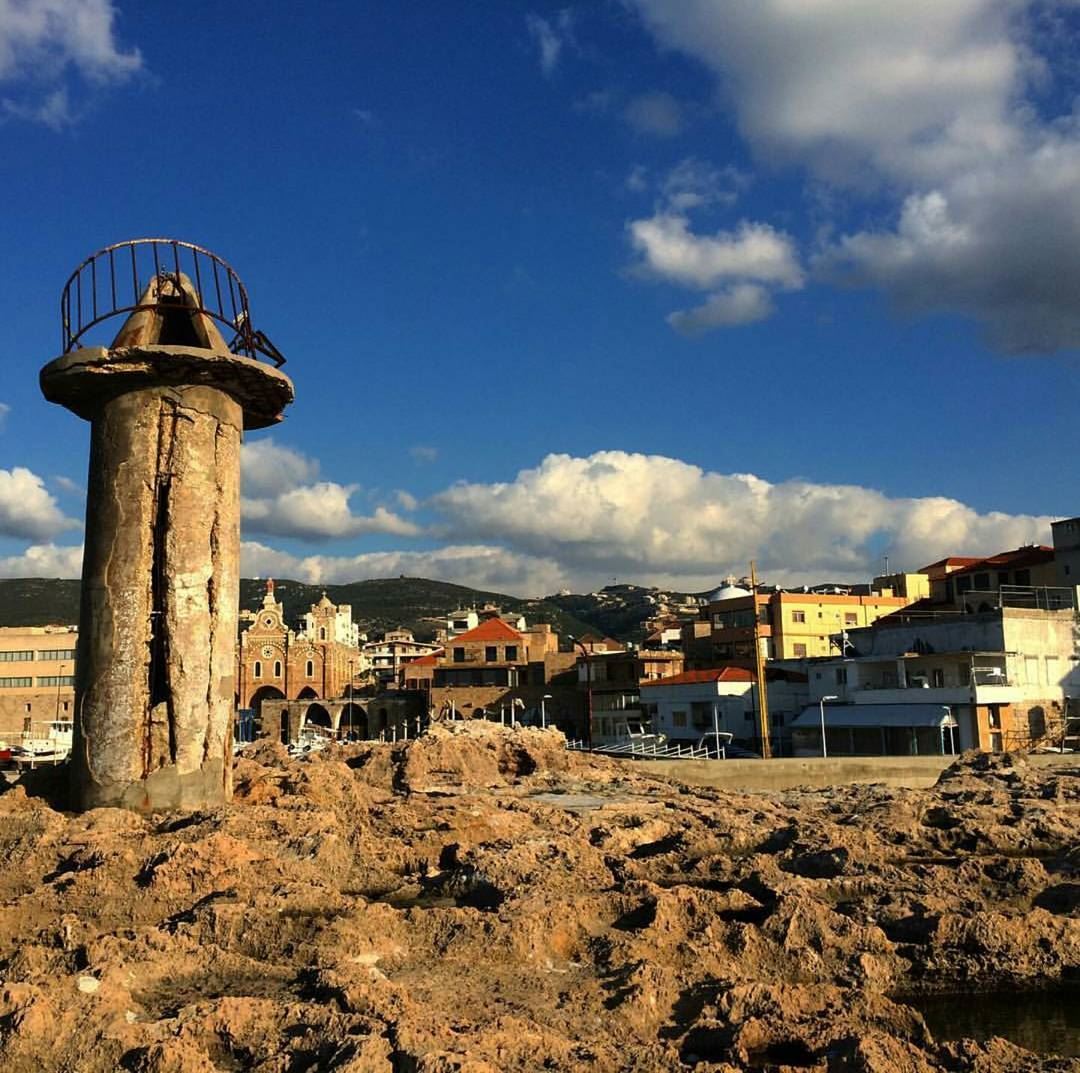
xmin=241 ymin=439 xmax=320 ymax=498
xmin=241 ymin=540 xmax=565 ymax=596
xmin=629 ymin=213 xmax=804 ymax=290
xmin=0 ymin=0 xmax=141 ymax=126
xmin=667 ymin=282 xmax=773 ymax=334
xmin=0 ymin=541 xmax=82 ymax=578
xmin=240 ymin=438 xmax=419 ymax=541
xmin=431 ymin=450 xmax=1054 ymax=591
xmin=660 ymin=157 xmax=746 ymax=211
xmin=626 ymin=0 xmax=1080 ymax=353
xmin=0 ymin=403 xmax=9 ymax=431
xmin=242 ymin=484 xmax=419 ymax=541
xmin=623 ymin=90 xmax=684 ymax=137
xmin=0 ymin=466 xmax=81 ymax=541
xmin=525 ymin=11 xmax=574 ymax=77
xmin=628 ymin=0 xmax=1023 ymax=185
xmin=52 ymin=475 xmax=84 ymax=497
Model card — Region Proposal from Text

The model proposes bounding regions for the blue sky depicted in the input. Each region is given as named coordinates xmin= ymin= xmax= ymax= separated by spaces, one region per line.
xmin=1 ymin=1 xmax=1078 ymax=595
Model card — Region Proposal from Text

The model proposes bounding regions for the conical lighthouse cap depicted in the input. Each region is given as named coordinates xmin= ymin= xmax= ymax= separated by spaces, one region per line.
xmin=111 ymin=273 xmax=231 ymax=351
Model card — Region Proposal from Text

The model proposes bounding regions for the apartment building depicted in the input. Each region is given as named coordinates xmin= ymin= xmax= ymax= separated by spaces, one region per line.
xmin=577 ymin=646 xmax=685 ymax=745
xmin=793 ymin=600 xmax=1080 ymax=755
xmin=683 ymin=582 xmax=912 ymax=668
xmin=0 ymin=625 xmax=78 ymax=739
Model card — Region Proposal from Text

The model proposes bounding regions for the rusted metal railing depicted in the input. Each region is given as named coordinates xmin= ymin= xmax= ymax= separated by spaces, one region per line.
xmin=60 ymin=238 xmax=285 ymax=366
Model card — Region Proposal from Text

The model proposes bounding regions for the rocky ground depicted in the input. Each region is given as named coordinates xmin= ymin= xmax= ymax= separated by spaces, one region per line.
xmin=0 ymin=722 xmax=1078 ymax=1072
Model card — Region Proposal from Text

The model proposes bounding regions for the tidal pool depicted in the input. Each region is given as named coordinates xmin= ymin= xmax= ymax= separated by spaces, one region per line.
xmin=904 ymin=990 xmax=1080 ymax=1057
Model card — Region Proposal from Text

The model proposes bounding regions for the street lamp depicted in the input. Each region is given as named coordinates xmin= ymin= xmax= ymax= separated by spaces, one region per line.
xmin=540 ymin=693 xmax=553 ymax=729
xmin=819 ymin=694 xmax=838 ymax=757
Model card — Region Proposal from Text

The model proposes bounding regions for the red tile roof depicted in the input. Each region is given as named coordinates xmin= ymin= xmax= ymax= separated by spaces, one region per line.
xmin=641 ymin=667 xmax=754 ymax=688
xmin=451 ymin=617 xmax=523 ymax=643
xmin=404 ymin=652 xmax=441 ymax=667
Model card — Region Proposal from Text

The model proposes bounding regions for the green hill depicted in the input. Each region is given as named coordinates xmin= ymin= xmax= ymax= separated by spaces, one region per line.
xmin=0 ymin=576 xmax=710 ymax=643
xmin=0 ymin=576 xmax=594 ymax=643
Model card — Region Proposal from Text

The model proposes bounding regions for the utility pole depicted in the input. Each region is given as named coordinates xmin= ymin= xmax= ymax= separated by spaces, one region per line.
xmin=750 ymin=560 xmax=772 ymax=759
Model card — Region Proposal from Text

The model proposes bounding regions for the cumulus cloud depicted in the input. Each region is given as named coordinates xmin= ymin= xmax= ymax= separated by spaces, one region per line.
xmin=241 ymin=540 xmax=565 ymax=596
xmin=0 ymin=541 xmax=83 ymax=578
xmin=525 ymin=10 xmax=574 ymax=77
xmin=667 ymin=282 xmax=773 ymax=334
xmin=626 ymin=0 xmax=1080 ymax=353
xmin=0 ymin=466 xmax=81 ymax=541
xmin=623 ymin=90 xmax=684 ymax=137
xmin=630 ymin=214 xmax=803 ymax=290
xmin=241 ymin=439 xmax=321 ymax=498
xmin=0 ymin=0 xmax=142 ymax=126
xmin=431 ymin=450 xmax=1053 ymax=591
xmin=240 ymin=438 xmax=420 ymax=541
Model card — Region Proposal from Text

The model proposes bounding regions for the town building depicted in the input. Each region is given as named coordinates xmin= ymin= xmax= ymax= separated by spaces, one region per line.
xmin=238 ymin=581 xmax=364 ymax=735
xmin=0 ymin=625 xmax=77 ymax=741
xmin=578 ymin=646 xmax=685 ymax=745
xmin=682 ymin=579 xmax=913 ymax=668
xmin=791 ymin=597 xmax=1080 ymax=755
xmin=640 ymin=666 xmax=808 ymax=754
xmin=424 ymin=617 xmax=581 ymax=731
xmin=364 ymin=629 xmax=441 ymax=686
xmin=1052 ymin=517 xmax=1080 ymax=593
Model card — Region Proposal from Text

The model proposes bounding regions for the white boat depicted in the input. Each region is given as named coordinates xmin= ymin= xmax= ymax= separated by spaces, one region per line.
xmin=13 ymin=719 xmax=74 ymax=768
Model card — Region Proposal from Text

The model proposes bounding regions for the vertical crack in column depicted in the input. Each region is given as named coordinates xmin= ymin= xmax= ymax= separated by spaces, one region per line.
xmin=145 ymin=398 xmax=179 ymax=777
xmin=205 ymin=421 xmax=222 ymax=765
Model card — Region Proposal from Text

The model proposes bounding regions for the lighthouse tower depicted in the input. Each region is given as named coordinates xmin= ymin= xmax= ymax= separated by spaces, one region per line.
xmin=41 ymin=240 xmax=294 ymax=812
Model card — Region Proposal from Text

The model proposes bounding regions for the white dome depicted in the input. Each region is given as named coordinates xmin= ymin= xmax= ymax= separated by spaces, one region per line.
xmin=708 ymin=583 xmax=751 ymax=602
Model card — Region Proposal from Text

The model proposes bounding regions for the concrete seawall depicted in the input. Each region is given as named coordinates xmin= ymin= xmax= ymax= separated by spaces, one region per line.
xmin=632 ymin=752 xmax=1077 ymax=792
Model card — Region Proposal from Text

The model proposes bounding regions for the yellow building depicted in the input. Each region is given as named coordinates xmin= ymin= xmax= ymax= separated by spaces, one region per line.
xmin=0 ymin=625 xmax=78 ymax=740
xmin=685 ymin=582 xmax=913 ymax=668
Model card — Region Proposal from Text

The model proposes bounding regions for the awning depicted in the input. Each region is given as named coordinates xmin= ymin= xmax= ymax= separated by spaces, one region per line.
xmin=791 ymin=703 xmax=956 ymax=730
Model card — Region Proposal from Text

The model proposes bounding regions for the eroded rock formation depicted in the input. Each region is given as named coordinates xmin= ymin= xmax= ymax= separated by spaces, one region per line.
xmin=0 ymin=726 xmax=1077 ymax=1070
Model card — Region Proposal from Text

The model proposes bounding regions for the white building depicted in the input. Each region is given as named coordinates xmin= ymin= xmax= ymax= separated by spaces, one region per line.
xmin=640 ymin=667 xmax=809 ymax=754
xmin=792 ymin=601 xmax=1080 ymax=754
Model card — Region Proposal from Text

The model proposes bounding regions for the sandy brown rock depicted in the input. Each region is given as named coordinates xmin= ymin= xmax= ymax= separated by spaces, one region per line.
xmin=0 ymin=725 xmax=1077 ymax=1071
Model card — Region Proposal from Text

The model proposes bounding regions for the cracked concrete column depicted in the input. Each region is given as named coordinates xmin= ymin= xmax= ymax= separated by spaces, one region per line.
xmin=41 ymin=270 xmax=293 ymax=812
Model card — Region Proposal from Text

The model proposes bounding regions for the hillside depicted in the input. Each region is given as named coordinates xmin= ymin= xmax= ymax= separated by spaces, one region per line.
xmin=0 ymin=577 xmax=708 ymax=642
xmin=0 ymin=577 xmax=594 ymax=643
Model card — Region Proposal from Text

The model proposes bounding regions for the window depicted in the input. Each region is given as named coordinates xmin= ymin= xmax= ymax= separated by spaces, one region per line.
xmin=36 ymin=676 xmax=74 ymax=687
xmin=62 ymin=701 xmax=70 ymax=712
xmin=844 ymin=613 xmax=857 ymax=626
xmin=987 ymin=706 xmax=1001 ymax=729
xmin=453 ymin=648 xmax=465 ymax=663
xmin=0 ymin=650 xmax=34 ymax=662
xmin=24 ymin=703 xmax=31 ymax=712
xmin=835 ymin=668 xmax=847 ymax=685
xmin=932 ymin=668 xmax=945 ymax=688
xmin=1014 ymin=569 xmax=1031 ymax=586
xmin=973 ymin=573 xmax=990 ymax=590
xmin=672 ymin=710 xmax=687 ymax=727
xmin=253 ymin=661 xmax=262 ymax=679
xmin=319 ymin=627 xmax=327 ymax=641
xmin=453 ymin=619 xmax=468 ymax=630
xmin=306 ymin=660 xmax=314 ymax=677
xmin=37 ymin=649 xmax=76 ymax=661
xmin=273 ymin=661 xmax=282 ymax=678
xmin=485 ymin=646 xmax=498 ymax=662
xmin=505 ymin=645 xmax=518 ymax=661
xmin=0 ymin=677 xmax=32 ymax=688
xmin=793 ymin=643 xmax=807 ymax=658
xmin=792 ymin=610 xmax=806 ymax=623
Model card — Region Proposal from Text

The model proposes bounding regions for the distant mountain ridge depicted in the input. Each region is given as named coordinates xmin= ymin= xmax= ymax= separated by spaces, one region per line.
xmin=0 ymin=576 xmax=701 ymax=643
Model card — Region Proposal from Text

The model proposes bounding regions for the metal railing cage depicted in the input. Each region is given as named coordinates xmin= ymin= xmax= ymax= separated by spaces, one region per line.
xmin=60 ymin=238 xmax=285 ymax=366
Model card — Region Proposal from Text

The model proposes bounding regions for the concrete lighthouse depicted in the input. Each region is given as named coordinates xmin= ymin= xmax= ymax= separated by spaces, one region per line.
xmin=40 ymin=239 xmax=294 ymax=812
